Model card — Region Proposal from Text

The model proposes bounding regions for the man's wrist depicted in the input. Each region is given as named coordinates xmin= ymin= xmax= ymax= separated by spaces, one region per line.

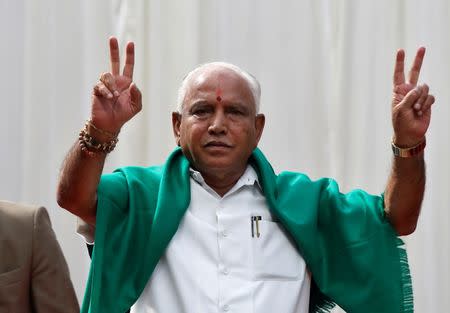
xmin=391 ymin=137 xmax=426 ymax=158
xmin=78 ymin=120 xmax=120 ymax=156
xmin=87 ymin=120 xmax=120 ymax=142
xmin=89 ymin=117 xmax=122 ymax=135
xmin=391 ymin=134 xmax=425 ymax=148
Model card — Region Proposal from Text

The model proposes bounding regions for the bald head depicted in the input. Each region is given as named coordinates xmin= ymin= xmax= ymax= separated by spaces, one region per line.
xmin=177 ymin=62 xmax=261 ymax=113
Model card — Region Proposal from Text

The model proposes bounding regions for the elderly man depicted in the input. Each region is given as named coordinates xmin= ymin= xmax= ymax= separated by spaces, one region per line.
xmin=0 ymin=200 xmax=79 ymax=313
xmin=57 ymin=37 xmax=434 ymax=313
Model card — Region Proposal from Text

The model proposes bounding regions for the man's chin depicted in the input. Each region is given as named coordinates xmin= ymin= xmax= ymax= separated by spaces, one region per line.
xmin=197 ymin=158 xmax=238 ymax=174
xmin=202 ymin=160 xmax=234 ymax=171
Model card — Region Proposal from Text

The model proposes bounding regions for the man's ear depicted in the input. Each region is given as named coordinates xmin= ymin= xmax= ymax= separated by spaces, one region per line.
xmin=254 ymin=113 xmax=265 ymax=144
xmin=171 ymin=112 xmax=182 ymax=146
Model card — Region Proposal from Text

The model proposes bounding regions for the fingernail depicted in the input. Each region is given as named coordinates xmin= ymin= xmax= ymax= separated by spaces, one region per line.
xmin=417 ymin=111 xmax=423 ymax=116
xmin=107 ymin=93 xmax=113 ymax=99
xmin=414 ymin=103 xmax=421 ymax=110
xmin=114 ymin=91 xmax=120 ymax=97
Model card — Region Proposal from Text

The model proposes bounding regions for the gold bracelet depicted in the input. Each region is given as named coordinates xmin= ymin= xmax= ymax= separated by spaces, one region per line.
xmin=78 ymin=124 xmax=119 ymax=156
xmin=391 ymin=138 xmax=426 ymax=158
xmin=86 ymin=120 xmax=119 ymax=139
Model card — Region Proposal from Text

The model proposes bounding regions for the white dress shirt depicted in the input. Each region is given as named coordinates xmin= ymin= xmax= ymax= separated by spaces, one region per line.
xmin=78 ymin=165 xmax=311 ymax=313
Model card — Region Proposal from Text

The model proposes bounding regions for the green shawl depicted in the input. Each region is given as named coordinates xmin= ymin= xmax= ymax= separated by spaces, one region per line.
xmin=81 ymin=148 xmax=413 ymax=313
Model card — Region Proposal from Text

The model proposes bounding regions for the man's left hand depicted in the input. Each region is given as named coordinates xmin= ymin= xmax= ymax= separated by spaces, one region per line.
xmin=391 ymin=47 xmax=435 ymax=147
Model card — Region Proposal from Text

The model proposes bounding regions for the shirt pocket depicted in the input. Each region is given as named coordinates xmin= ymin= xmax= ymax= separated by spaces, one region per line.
xmin=250 ymin=213 xmax=305 ymax=281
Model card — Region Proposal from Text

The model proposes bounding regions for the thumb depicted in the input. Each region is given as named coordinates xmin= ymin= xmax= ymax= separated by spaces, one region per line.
xmin=129 ymin=83 xmax=142 ymax=113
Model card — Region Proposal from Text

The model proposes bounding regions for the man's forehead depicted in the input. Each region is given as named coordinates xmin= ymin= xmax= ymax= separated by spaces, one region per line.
xmin=189 ymin=66 xmax=243 ymax=87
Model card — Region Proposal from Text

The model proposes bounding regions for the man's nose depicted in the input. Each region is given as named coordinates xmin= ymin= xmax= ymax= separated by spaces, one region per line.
xmin=208 ymin=111 xmax=227 ymax=135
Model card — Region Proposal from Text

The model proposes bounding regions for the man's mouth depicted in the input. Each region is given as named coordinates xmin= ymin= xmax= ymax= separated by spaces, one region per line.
xmin=204 ymin=141 xmax=232 ymax=148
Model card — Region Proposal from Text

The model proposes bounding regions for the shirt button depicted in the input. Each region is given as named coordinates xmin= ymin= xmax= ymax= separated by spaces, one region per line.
xmin=222 ymin=268 xmax=229 ymax=275
xmin=221 ymin=230 xmax=228 ymax=237
xmin=223 ymin=304 xmax=230 ymax=311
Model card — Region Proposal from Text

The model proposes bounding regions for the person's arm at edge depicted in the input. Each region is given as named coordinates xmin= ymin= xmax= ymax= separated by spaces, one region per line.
xmin=384 ymin=47 xmax=435 ymax=236
xmin=384 ymin=150 xmax=425 ymax=236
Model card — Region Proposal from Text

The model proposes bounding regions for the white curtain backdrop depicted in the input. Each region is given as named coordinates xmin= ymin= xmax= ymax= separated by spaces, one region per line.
xmin=1 ymin=0 xmax=449 ymax=311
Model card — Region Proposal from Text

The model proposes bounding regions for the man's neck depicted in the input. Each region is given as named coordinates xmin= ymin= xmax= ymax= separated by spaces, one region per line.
xmin=200 ymin=167 xmax=247 ymax=197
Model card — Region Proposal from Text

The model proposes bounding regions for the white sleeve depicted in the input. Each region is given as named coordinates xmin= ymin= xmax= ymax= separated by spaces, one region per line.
xmin=76 ymin=218 xmax=95 ymax=245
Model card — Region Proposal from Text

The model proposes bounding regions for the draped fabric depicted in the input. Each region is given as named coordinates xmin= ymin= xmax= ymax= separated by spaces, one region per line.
xmin=1 ymin=0 xmax=449 ymax=311
xmin=85 ymin=148 xmax=411 ymax=313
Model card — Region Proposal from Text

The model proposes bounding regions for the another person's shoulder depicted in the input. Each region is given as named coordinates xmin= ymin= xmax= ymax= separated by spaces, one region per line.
xmin=0 ymin=200 xmax=45 ymax=224
xmin=0 ymin=200 xmax=53 ymax=246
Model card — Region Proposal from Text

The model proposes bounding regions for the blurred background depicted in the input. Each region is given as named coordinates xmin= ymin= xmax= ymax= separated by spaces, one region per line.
xmin=1 ymin=0 xmax=449 ymax=311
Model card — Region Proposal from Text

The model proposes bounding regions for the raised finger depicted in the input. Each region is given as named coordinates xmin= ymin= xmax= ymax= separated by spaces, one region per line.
xmin=100 ymin=72 xmax=119 ymax=97
xmin=93 ymin=82 xmax=113 ymax=99
xmin=407 ymin=47 xmax=426 ymax=85
xmin=109 ymin=37 xmax=120 ymax=76
xmin=123 ymin=42 xmax=135 ymax=79
xmin=393 ymin=49 xmax=405 ymax=86
xmin=413 ymin=84 xmax=429 ymax=111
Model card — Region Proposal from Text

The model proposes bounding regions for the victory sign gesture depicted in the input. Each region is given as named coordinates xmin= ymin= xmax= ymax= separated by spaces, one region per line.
xmin=92 ymin=37 xmax=142 ymax=134
xmin=391 ymin=47 xmax=435 ymax=148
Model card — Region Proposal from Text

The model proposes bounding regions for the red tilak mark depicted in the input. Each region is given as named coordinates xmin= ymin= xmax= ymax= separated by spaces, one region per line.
xmin=216 ymin=86 xmax=222 ymax=102
xmin=216 ymin=88 xmax=222 ymax=102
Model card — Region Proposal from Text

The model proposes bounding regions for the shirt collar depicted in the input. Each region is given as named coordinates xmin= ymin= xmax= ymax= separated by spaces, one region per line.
xmin=189 ymin=165 xmax=261 ymax=194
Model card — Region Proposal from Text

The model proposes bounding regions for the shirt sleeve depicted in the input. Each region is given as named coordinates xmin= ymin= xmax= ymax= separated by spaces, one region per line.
xmin=76 ymin=218 xmax=95 ymax=245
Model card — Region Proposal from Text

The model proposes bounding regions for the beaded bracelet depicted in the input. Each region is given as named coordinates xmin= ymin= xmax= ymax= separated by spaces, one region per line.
xmin=78 ymin=121 xmax=119 ymax=156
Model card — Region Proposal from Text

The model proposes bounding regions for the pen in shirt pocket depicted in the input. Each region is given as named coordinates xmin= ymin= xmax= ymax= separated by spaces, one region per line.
xmin=251 ymin=215 xmax=262 ymax=238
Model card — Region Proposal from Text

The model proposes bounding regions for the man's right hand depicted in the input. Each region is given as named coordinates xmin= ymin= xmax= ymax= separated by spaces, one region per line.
xmin=91 ymin=37 xmax=142 ymax=134
xmin=57 ymin=37 xmax=142 ymax=224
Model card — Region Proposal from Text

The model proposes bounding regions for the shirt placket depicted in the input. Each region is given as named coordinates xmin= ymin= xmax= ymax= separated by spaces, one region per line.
xmin=217 ymin=201 xmax=231 ymax=312
xmin=216 ymin=199 xmax=253 ymax=313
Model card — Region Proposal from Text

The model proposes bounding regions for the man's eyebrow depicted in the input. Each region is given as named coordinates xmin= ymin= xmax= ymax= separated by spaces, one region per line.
xmin=190 ymin=100 xmax=211 ymax=108
xmin=227 ymin=102 xmax=251 ymax=112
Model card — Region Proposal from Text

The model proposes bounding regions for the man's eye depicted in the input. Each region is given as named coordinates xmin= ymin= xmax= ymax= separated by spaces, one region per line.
xmin=229 ymin=109 xmax=243 ymax=115
xmin=193 ymin=108 xmax=210 ymax=116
